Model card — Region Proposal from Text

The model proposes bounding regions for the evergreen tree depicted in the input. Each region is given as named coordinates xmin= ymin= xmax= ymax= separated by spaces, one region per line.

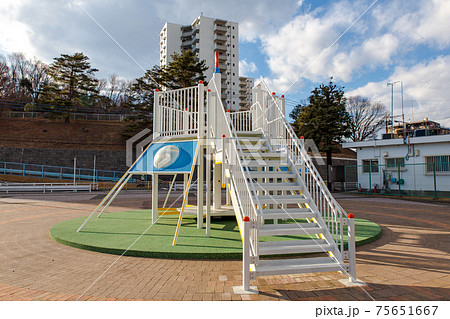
xmin=292 ymin=78 xmax=351 ymax=188
xmin=40 ymin=52 xmax=99 ymax=122
xmin=143 ymin=50 xmax=208 ymax=89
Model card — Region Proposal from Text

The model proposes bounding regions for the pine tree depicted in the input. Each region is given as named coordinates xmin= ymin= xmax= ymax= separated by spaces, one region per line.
xmin=293 ymin=78 xmax=351 ymax=188
xmin=143 ymin=50 xmax=208 ymax=89
xmin=40 ymin=52 xmax=99 ymax=122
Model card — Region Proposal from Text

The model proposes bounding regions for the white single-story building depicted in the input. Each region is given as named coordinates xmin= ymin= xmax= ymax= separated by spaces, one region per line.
xmin=342 ymin=134 xmax=450 ymax=196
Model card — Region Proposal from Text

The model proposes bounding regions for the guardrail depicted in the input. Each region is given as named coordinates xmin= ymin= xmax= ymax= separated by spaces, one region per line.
xmin=0 ymin=161 xmax=135 ymax=183
xmin=154 ymin=86 xmax=201 ymax=137
xmin=0 ymin=182 xmax=94 ymax=193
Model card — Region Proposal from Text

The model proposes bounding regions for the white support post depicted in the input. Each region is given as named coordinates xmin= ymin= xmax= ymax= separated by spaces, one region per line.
xmin=197 ymin=145 xmax=204 ymax=228
xmin=152 ymin=173 xmax=159 ymax=224
xmin=243 ymin=216 xmax=250 ymax=291
xmin=252 ymin=84 xmax=263 ymax=131
xmin=198 ymin=81 xmax=205 ymax=138
xmin=348 ymin=214 xmax=357 ymax=282
xmin=206 ymin=88 xmax=212 ymax=237
xmin=213 ymin=163 xmax=222 ymax=209
xmin=206 ymin=145 xmax=211 ymax=237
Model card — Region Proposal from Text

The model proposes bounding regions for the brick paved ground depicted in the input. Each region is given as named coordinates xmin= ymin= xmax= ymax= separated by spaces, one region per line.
xmin=0 ymin=191 xmax=448 ymax=301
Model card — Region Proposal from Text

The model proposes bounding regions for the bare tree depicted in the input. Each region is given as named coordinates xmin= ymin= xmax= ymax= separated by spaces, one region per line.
xmin=0 ymin=55 xmax=12 ymax=98
xmin=346 ymin=96 xmax=388 ymax=141
xmin=5 ymin=52 xmax=50 ymax=101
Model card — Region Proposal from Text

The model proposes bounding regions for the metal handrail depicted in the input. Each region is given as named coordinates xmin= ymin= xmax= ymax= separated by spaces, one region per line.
xmin=250 ymin=81 xmax=351 ymax=257
xmin=209 ymin=80 xmax=262 ymax=257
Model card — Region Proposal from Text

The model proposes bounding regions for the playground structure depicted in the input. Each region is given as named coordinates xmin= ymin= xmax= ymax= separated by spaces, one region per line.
xmin=77 ymin=60 xmax=357 ymax=292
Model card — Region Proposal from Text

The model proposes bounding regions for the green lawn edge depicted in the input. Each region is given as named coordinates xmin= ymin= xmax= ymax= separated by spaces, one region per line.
xmin=50 ymin=211 xmax=382 ymax=260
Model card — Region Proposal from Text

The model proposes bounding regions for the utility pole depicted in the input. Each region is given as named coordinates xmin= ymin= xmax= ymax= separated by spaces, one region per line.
xmin=387 ymin=81 xmax=401 ymax=136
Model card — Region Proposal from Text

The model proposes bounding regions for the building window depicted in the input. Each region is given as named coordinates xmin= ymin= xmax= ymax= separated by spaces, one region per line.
xmin=425 ymin=155 xmax=450 ymax=173
xmin=385 ymin=157 xmax=405 ymax=169
xmin=362 ymin=159 xmax=378 ymax=173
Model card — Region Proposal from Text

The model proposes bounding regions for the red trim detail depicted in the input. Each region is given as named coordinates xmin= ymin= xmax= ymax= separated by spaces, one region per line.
xmin=348 ymin=213 xmax=355 ymax=219
xmin=243 ymin=216 xmax=250 ymax=222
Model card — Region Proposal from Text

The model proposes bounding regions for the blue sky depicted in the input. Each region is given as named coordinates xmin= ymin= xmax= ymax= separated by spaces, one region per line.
xmin=1 ymin=0 xmax=449 ymax=126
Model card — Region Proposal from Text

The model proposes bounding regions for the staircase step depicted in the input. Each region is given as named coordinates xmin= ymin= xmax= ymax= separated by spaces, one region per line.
xmin=239 ymin=144 xmax=270 ymax=151
xmin=237 ymin=136 xmax=266 ymax=142
xmin=248 ymin=171 xmax=296 ymax=179
xmin=250 ymin=256 xmax=343 ymax=276
xmin=259 ymin=222 xmax=322 ymax=236
xmin=236 ymin=131 xmax=264 ymax=137
xmin=257 ymin=194 xmax=308 ymax=204
xmin=261 ymin=208 xmax=315 ymax=220
xmin=253 ymin=182 xmax=302 ymax=192
xmin=244 ymin=160 xmax=288 ymax=167
xmin=241 ymin=152 xmax=286 ymax=159
xmin=259 ymin=239 xmax=333 ymax=255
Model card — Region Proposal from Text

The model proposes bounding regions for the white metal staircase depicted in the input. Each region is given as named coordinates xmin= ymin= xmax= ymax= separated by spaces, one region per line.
xmin=207 ymin=78 xmax=356 ymax=291
xmin=236 ymin=130 xmax=346 ymax=279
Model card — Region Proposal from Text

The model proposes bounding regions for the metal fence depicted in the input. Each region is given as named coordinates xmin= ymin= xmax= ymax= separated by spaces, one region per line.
xmin=6 ymin=111 xmax=127 ymax=122
xmin=344 ymin=162 xmax=450 ymax=198
xmin=0 ymin=161 xmax=132 ymax=183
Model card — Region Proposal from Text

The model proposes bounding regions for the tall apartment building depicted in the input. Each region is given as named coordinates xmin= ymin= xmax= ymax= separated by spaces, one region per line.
xmin=238 ymin=77 xmax=254 ymax=109
xmin=160 ymin=15 xmax=246 ymax=111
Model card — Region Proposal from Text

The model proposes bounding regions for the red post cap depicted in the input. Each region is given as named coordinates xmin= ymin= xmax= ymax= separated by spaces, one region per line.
xmin=155 ymin=89 xmax=159 ymax=92
xmin=199 ymin=80 xmax=203 ymax=84
xmin=300 ymin=136 xmax=304 ymax=139
xmin=185 ymin=108 xmax=188 ymax=111
xmin=243 ymin=216 xmax=250 ymax=222
xmin=281 ymin=95 xmax=284 ymax=98
xmin=272 ymin=92 xmax=276 ymax=95
xmin=222 ymin=134 xmax=226 ymax=138
xmin=207 ymin=89 xmax=211 ymax=92
xmin=348 ymin=213 xmax=355 ymax=219
xmin=226 ymin=110 xmax=230 ymax=112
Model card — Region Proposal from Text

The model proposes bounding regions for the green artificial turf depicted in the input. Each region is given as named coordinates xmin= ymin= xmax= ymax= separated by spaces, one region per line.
xmin=50 ymin=210 xmax=381 ymax=259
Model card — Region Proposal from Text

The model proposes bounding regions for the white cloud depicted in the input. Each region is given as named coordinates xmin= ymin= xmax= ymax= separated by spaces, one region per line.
xmin=0 ymin=0 xmax=36 ymax=57
xmin=392 ymin=0 xmax=450 ymax=49
xmin=260 ymin=0 xmax=450 ymax=94
xmin=347 ymin=55 xmax=450 ymax=127
xmin=239 ymin=59 xmax=257 ymax=76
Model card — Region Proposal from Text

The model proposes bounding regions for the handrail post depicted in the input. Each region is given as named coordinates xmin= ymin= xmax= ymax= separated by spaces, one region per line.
xmin=347 ymin=213 xmax=357 ymax=283
xmin=243 ymin=216 xmax=251 ymax=291
xmin=153 ymin=89 xmax=160 ymax=136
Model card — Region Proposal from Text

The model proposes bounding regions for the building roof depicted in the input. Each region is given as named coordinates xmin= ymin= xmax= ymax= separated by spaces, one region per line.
xmin=342 ymin=134 xmax=450 ymax=149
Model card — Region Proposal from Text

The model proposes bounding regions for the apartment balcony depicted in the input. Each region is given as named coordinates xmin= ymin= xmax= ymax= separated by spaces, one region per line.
xmin=214 ymin=34 xmax=227 ymax=43
xmin=181 ymin=38 xmax=198 ymax=49
xmin=181 ymin=28 xmax=198 ymax=39
xmin=215 ymin=43 xmax=227 ymax=52
xmin=239 ymin=88 xmax=247 ymax=94
xmin=214 ymin=25 xmax=227 ymax=33
xmin=217 ymin=53 xmax=227 ymax=62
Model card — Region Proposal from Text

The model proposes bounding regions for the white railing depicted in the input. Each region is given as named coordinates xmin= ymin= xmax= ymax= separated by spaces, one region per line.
xmin=250 ymin=81 xmax=354 ymax=274
xmin=153 ymin=85 xmax=204 ymax=137
xmin=207 ymin=79 xmax=262 ymax=259
xmin=229 ymin=110 xmax=253 ymax=132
